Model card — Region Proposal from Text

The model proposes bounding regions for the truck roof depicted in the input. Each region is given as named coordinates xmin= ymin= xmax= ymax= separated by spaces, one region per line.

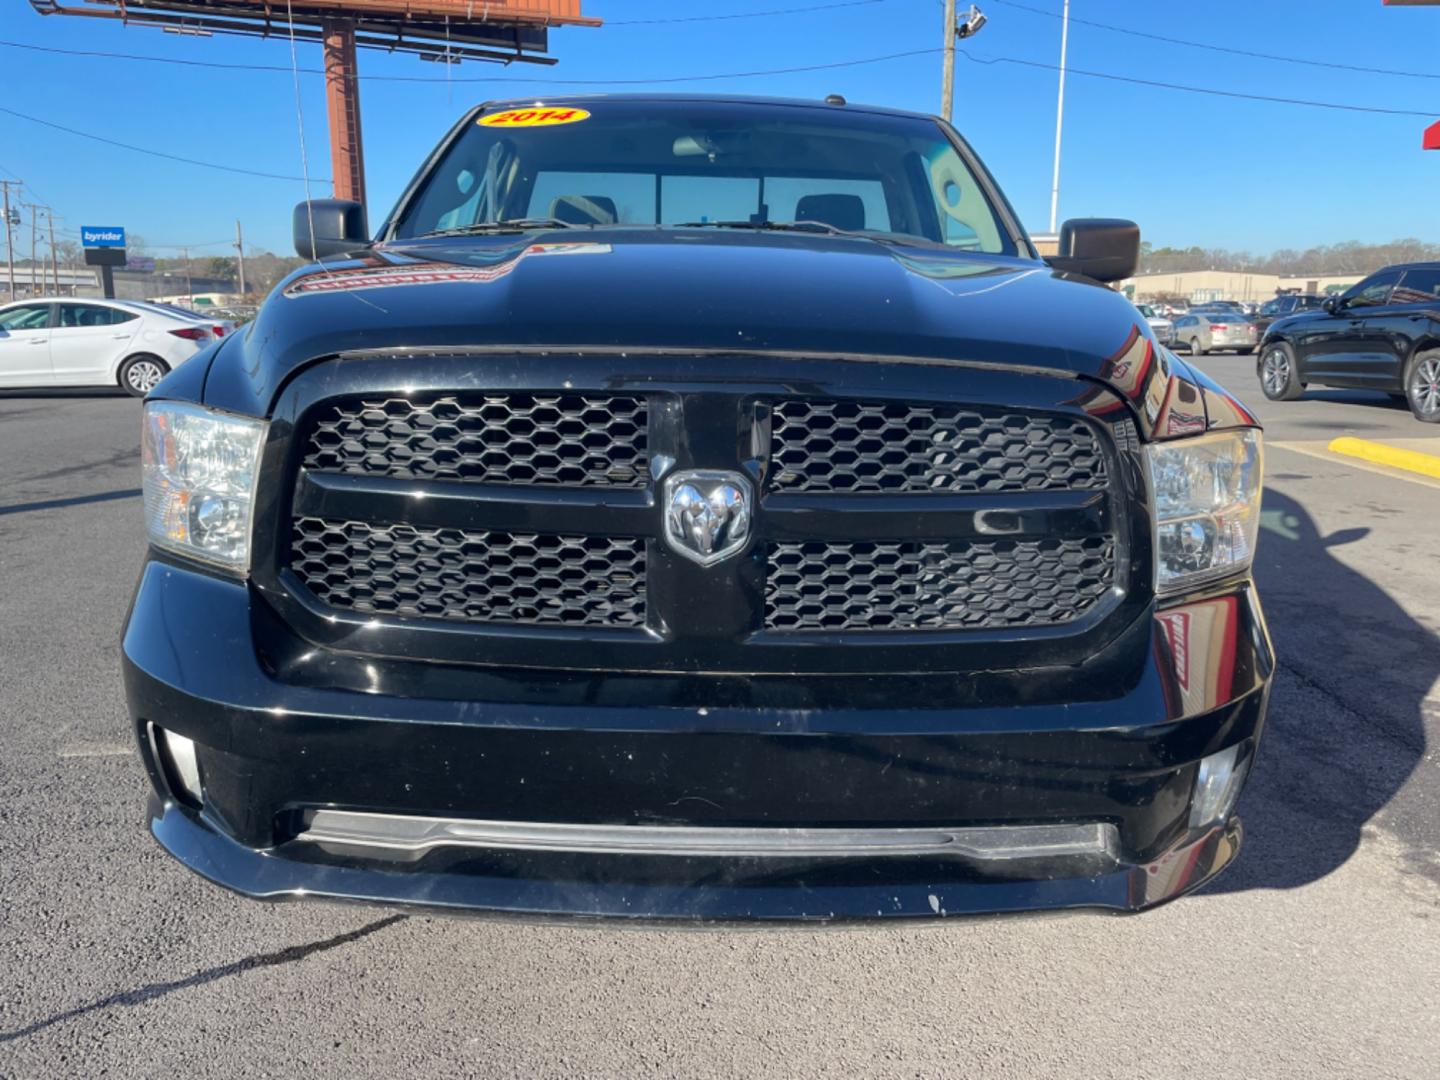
xmin=474 ymin=93 xmax=938 ymax=123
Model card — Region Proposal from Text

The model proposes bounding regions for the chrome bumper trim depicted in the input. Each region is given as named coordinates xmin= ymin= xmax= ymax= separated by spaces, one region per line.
xmin=296 ymin=810 xmax=1119 ymax=862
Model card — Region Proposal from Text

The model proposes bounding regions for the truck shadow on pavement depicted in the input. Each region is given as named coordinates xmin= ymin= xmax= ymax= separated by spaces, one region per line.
xmin=0 ymin=487 xmax=141 ymax=517
xmin=1295 ymin=388 xmax=1409 ymax=410
xmin=0 ymin=915 xmax=407 ymax=1044
xmin=0 ymin=388 xmax=130 ymax=399
xmin=1208 ymin=488 xmax=1437 ymax=893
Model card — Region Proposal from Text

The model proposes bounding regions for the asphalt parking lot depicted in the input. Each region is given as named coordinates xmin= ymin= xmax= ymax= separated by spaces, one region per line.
xmin=1 ymin=364 xmax=1437 ymax=1079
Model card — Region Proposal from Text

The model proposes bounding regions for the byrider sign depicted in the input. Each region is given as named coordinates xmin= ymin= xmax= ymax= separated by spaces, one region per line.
xmin=81 ymin=226 xmax=127 ymax=273
xmin=81 ymin=226 xmax=127 ymax=248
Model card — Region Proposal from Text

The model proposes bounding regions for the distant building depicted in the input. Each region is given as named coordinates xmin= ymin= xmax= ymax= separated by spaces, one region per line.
xmin=0 ymin=266 xmax=238 ymax=302
xmin=0 ymin=266 xmax=99 ymax=297
xmin=1120 ymin=269 xmax=1362 ymax=303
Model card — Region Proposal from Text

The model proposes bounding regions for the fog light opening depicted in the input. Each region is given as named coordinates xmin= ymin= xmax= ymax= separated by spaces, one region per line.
xmin=1189 ymin=744 xmax=1249 ymax=831
xmin=153 ymin=725 xmax=204 ymax=808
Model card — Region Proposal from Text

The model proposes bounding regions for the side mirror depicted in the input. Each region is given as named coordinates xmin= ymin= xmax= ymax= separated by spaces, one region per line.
xmin=1045 ymin=218 xmax=1140 ymax=283
xmin=1323 ymin=296 xmax=1344 ymax=314
xmin=293 ymin=199 xmax=369 ymax=260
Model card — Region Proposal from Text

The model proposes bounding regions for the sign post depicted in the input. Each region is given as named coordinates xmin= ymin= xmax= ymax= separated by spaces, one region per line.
xmin=81 ymin=225 xmax=127 ymax=299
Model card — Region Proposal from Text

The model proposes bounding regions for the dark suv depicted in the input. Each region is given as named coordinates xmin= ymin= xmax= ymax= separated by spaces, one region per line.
xmin=1253 ymin=293 xmax=1324 ymax=339
xmin=1258 ymin=263 xmax=1440 ymax=421
xmin=124 ymin=95 xmax=1272 ymax=921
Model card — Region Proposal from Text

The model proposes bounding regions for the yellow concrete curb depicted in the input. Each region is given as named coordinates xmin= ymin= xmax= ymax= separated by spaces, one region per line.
xmin=1327 ymin=436 xmax=1440 ymax=480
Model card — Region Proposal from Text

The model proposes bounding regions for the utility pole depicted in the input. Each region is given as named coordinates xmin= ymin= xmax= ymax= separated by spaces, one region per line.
xmin=1048 ymin=0 xmax=1070 ymax=234
xmin=1 ymin=179 xmax=17 ymax=301
xmin=941 ymin=0 xmax=957 ymax=123
xmin=941 ymin=5 xmax=986 ymax=124
xmin=234 ymin=219 xmax=247 ymax=298
xmin=22 ymin=202 xmax=39 ymax=298
xmin=46 ymin=209 xmax=58 ymax=294
xmin=182 ymin=246 xmax=193 ymax=302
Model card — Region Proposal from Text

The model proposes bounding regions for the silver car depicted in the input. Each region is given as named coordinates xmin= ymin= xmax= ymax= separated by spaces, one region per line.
xmin=1172 ymin=312 xmax=1258 ymax=356
xmin=1136 ymin=303 xmax=1174 ymax=345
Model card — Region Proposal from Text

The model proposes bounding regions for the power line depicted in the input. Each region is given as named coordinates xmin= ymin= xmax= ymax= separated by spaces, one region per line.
xmin=0 ymin=106 xmax=323 ymax=181
xmin=987 ymin=0 xmax=1440 ymax=82
xmin=0 ymin=160 xmax=54 ymax=213
xmin=0 ymin=38 xmax=939 ymax=84
xmin=959 ymin=50 xmax=1437 ymax=118
xmin=462 ymin=46 xmax=942 ymax=84
xmin=606 ymin=0 xmax=886 ymax=25
xmin=147 ymin=240 xmax=234 ymax=250
xmin=0 ymin=38 xmax=301 ymax=72
xmin=0 ymin=32 xmax=1428 ymax=143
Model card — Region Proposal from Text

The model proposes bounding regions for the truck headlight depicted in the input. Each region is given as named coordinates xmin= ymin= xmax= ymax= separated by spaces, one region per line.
xmin=141 ymin=402 xmax=267 ymax=573
xmin=1146 ymin=429 xmax=1263 ymax=595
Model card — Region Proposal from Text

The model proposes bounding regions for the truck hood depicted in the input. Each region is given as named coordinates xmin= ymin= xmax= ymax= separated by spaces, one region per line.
xmin=200 ymin=229 xmax=1221 ymax=435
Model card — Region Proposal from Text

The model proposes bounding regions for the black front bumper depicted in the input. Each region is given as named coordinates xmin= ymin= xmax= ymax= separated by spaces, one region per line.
xmin=124 ymin=560 xmax=1272 ymax=922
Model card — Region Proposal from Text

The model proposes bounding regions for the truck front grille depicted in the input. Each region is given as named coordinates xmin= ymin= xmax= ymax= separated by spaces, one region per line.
xmin=765 ymin=536 xmax=1116 ymax=632
xmin=275 ymin=360 xmax=1134 ymax=670
xmin=302 ymin=392 xmax=649 ymax=488
xmin=290 ymin=517 xmax=646 ymax=627
xmin=769 ymin=398 xmax=1107 ymax=493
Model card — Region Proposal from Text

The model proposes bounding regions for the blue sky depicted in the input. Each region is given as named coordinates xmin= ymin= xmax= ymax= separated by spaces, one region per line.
xmin=3 ymin=0 xmax=1439 ymax=258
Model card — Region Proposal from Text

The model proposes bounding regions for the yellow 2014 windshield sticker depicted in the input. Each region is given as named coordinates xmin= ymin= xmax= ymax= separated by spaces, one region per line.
xmin=479 ymin=107 xmax=590 ymax=128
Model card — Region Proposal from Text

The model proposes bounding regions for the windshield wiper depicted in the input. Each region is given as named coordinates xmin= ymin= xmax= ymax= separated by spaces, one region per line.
xmin=676 ymin=219 xmax=925 ymax=248
xmin=420 ymin=218 xmax=579 ymax=237
xmin=677 ymin=219 xmax=854 ymax=236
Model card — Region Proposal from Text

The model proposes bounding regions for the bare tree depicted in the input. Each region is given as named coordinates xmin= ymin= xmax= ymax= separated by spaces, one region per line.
xmin=1138 ymin=238 xmax=1440 ymax=277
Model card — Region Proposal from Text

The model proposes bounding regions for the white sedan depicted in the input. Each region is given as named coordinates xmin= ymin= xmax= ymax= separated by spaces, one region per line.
xmin=0 ymin=297 xmax=222 ymax=396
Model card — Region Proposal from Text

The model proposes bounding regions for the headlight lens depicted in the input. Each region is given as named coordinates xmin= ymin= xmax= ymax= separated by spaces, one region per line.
xmin=141 ymin=402 xmax=267 ymax=572
xmin=1146 ymin=429 xmax=1263 ymax=595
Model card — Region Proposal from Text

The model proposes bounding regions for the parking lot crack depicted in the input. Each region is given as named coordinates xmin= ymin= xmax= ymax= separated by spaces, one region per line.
xmin=1278 ymin=658 xmax=1427 ymax=756
xmin=0 ymin=914 xmax=406 ymax=1044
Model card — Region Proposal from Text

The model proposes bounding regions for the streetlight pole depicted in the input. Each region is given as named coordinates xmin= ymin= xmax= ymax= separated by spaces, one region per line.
xmin=1048 ymin=0 xmax=1070 ymax=234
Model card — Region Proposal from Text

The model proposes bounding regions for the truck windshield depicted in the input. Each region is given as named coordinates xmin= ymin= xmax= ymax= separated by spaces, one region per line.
xmin=388 ymin=100 xmax=1019 ymax=254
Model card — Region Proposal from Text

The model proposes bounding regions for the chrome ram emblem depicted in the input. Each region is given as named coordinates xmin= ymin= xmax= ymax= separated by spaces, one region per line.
xmin=662 ymin=469 xmax=753 ymax=567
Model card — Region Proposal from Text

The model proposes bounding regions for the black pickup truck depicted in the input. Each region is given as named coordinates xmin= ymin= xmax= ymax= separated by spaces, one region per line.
xmin=124 ymin=95 xmax=1271 ymax=921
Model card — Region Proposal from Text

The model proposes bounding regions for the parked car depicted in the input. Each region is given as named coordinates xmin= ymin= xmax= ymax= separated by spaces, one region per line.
xmin=120 ymin=300 xmax=237 ymax=342
xmin=1258 ymin=263 xmax=1440 ymax=421
xmin=1157 ymin=298 xmax=1190 ymax=318
xmin=0 ymin=297 xmax=216 ymax=395
xmin=1189 ymin=301 xmax=1246 ymax=317
xmin=1136 ymin=302 xmax=1174 ymax=344
xmin=124 ymin=94 xmax=1270 ymax=921
xmin=1173 ymin=312 xmax=1258 ymax=355
xmin=1253 ymin=293 xmax=1325 ymax=339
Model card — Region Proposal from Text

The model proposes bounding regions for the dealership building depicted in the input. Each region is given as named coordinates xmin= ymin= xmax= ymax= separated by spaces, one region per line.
xmin=1120 ymin=269 xmax=1363 ymax=303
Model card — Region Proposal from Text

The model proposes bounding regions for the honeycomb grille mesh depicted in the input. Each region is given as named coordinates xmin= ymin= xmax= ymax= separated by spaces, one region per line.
xmin=291 ymin=517 xmax=645 ymax=627
xmin=769 ymin=399 xmax=1107 ymax=493
xmin=302 ymin=393 xmax=649 ymax=487
xmin=765 ymin=537 xmax=1116 ymax=631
